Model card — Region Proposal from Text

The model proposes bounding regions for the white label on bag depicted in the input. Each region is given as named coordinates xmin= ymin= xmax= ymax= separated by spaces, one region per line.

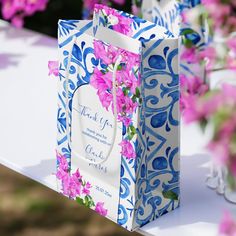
xmin=71 ymin=84 xmax=122 ymax=222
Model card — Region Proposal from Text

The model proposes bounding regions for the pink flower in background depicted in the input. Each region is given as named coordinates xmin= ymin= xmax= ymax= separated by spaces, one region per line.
xmin=207 ymin=140 xmax=230 ymax=166
xmin=84 ymin=0 xmax=99 ymax=11
xmin=227 ymin=37 xmax=236 ymax=54
xmin=198 ymin=47 xmax=216 ymax=71
xmin=222 ymin=83 xmax=236 ymax=102
xmin=181 ymin=47 xmax=198 ymax=63
xmin=95 ymin=202 xmax=108 ymax=216
xmin=1 ymin=0 xmax=49 ymax=27
xmin=219 ymin=211 xmax=236 ymax=236
xmin=180 ymin=74 xmax=208 ymax=96
xmin=227 ymin=57 xmax=236 ymax=71
xmin=48 ymin=60 xmax=59 ymax=77
xmin=132 ymin=4 xmax=140 ymax=16
xmin=120 ymin=140 xmax=136 ymax=159
xmin=180 ymin=74 xmax=209 ymax=112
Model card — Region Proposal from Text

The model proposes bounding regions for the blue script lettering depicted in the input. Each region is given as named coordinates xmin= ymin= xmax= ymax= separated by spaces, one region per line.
xmin=85 ymin=144 xmax=105 ymax=161
xmin=73 ymin=104 xmax=113 ymax=131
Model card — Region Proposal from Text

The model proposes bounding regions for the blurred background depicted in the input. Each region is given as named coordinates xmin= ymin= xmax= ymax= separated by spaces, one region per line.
xmin=0 ymin=165 xmax=140 ymax=236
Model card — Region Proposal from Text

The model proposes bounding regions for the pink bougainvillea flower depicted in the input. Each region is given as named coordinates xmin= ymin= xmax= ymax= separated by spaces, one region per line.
xmin=1 ymin=0 xmax=49 ymax=27
xmin=93 ymin=40 xmax=107 ymax=63
xmin=227 ymin=37 xmax=236 ymax=54
xmin=113 ymin=15 xmax=133 ymax=36
xmin=227 ymin=57 xmax=236 ymax=71
xmin=119 ymin=140 xmax=136 ymax=159
xmin=48 ymin=60 xmax=59 ymax=77
xmin=207 ymin=140 xmax=230 ymax=166
xmin=181 ymin=47 xmax=198 ymax=63
xmin=118 ymin=115 xmax=132 ymax=127
xmin=62 ymin=173 xmax=82 ymax=199
xmin=180 ymin=74 xmax=209 ymax=112
xmin=97 ymin=89 xmax=113 ymax=111
xmin=82 ymin=182 xmax=92 ymax=195
xmin=198 ymin=47 xmax=216 ymax=71
xmin=95 ymin=202 xmax=108 ymax=216
xmin=91 ymin=68 xmax=112 ymax=91
xmin=222 ymin=83 xmax=236 ymax=102
xmin=219 ymin=211 xmax=236 ymax=236
xmin=56 ymin=153 xmax=69 ymax=180
xmin=180 ymin=74 xmax=208 ymax=96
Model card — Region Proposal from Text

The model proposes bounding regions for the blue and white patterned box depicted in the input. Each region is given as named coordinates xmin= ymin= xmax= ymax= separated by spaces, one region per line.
xmin=57 ymin=5 xmax=180 ymax=231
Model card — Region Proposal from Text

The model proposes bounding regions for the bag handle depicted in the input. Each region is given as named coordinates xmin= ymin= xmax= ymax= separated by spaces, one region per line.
xmin=65 ymin=36 xmax=122 ymax=165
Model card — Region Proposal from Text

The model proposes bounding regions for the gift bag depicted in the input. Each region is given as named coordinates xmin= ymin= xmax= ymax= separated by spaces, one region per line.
xmin=57 ymin=4 xmax=180 ymax=231
xmin=141 ymin=0 xmax=208 ymax=80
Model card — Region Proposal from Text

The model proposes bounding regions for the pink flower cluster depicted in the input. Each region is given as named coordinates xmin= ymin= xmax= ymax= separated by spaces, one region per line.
xmin=180 ymin=74 xmax=209 ymax=112
xmin=219 ymin=211 xmax=236 ymax=236
xmin=56 ymin=153 xmax=108 ymax=216
xmin=181 ymin=46 xmax=216 ymax=72
xmin=48 ymin=61 xmax=59 ymax=77
xmin=201 ymin=0 xmax=236 ymax=35
xmin=91 ymin=38 xmax=141 ymax=160
xmin=95 ymin=202 xmax=108 ymax=216
xmin=94 ymin=4 xmax=133 ymax=36
xmin=183 ymin=84 xmax=236 ymax=177
xmin=1 ymin=0 xmax=48 ymax=28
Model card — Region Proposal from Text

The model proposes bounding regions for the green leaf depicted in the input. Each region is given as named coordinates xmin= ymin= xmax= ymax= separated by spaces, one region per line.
xmin=76 ymin=197 xmax=85 ymax=206
xmin=130 ymin=125 xmax=137 ymax=135
xmin=162 ymin=190 xmax=178 ymax=201
xmin=117 ymin=64 xmax=123 ymax=71
xmin=182 ymin=38 xmax=193 ymax=48
xmin=123 ymin=88 xmax=129 ymax=96
xmin=132 ymin=95 xmax=137 ymax=103
xmin=135 ymin=88 xmax=141 ymax=98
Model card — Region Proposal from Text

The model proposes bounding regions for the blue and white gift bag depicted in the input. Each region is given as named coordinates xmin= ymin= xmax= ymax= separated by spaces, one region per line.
xmin=142 ymin=0 xmax=208 ymax=80
xmin=57 ymin=4 xmax=180 ymax=231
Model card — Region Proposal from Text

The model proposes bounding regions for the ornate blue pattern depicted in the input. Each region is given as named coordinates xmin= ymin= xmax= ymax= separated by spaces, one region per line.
xmin=143 ymin=0 xmax=206 ymax=78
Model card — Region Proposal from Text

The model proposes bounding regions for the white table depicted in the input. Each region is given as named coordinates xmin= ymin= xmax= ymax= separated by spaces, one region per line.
xmin=0 ymin=20 xmax=235 ymax=236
